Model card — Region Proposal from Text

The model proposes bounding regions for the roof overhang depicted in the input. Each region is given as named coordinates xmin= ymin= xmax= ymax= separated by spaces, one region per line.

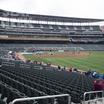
xmin=0 ymin=9 xmax=104 ymax=23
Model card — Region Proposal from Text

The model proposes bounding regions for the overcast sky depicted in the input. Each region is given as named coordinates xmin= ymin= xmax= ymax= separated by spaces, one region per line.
xmin=0 ymin=0 xmax=104 ymax=19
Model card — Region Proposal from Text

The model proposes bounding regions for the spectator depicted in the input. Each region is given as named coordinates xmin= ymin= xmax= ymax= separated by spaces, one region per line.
xmin=93 ymin=79 xmax=104 ymax=91
xmin=62 ymin=66 xmax=66 ymax=71
xmin=85 ymin=69 xmax=91 ymax=76
xmin=69 ymin=68 xmax=72 ymax=72
xmin=92 ymin=71 xmax=97 ymax=78
xmin=58 ymin=65 xmax=61 ymax=70
xmin=73 ymin=68 xmax=78 ymax=72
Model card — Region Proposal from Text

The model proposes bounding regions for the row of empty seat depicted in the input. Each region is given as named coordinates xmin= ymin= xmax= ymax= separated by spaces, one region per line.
xmin=0 ymin=20 xmax=104 ymax=44
xmin=0 ymin=21 xmax=102 ymax=31
xmin=0 ymin=59 xmax=95 ymax=103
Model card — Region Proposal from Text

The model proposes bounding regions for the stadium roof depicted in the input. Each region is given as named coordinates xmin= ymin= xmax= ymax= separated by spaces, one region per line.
xmin=0 ymin=9 xmax=104 ymax=23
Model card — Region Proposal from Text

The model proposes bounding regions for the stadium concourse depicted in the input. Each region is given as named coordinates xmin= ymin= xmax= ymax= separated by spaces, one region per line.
xmin=0 ymin=9 xmax=104 ymax=104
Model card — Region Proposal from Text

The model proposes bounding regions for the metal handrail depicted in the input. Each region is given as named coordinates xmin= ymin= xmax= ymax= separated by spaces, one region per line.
xmin=84 ymin=90 xmax=103 ymax=101
xmin=82 ymin=90 xmax=104 ymax=104
xmin=11 ymin=94 xmax=70 ymax=104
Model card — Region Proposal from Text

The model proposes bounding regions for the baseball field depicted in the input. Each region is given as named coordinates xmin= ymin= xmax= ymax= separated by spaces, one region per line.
xmin=23 ymin=51 xmax=104 ymax=73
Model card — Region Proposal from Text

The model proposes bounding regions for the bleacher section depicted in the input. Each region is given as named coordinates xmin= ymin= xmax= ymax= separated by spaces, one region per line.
xmin=0 ymin=20 xmax=104 ymax=44
xmin=0 ymin=59 xmax=95 ymax=104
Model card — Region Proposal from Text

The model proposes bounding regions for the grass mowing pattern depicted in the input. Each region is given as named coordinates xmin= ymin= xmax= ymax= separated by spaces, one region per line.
xmin=24 ymin=51 xmax=104 ymax=73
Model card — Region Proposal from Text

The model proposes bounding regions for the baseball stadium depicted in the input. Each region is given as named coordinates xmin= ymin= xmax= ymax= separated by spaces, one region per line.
xmin=0 ymin=9 xmax=104 ymax=104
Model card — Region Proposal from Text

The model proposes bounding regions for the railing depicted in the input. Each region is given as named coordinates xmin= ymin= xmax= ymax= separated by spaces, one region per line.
xmin=11 ymin=94 xmax=70 ymax=104
xmin=82 ymin=91 xmax=104 ymax=104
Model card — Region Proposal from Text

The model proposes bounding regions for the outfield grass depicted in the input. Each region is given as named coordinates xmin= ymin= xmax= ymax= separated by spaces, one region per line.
xmin=24 ymin=51 xmax=104 ymax=73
